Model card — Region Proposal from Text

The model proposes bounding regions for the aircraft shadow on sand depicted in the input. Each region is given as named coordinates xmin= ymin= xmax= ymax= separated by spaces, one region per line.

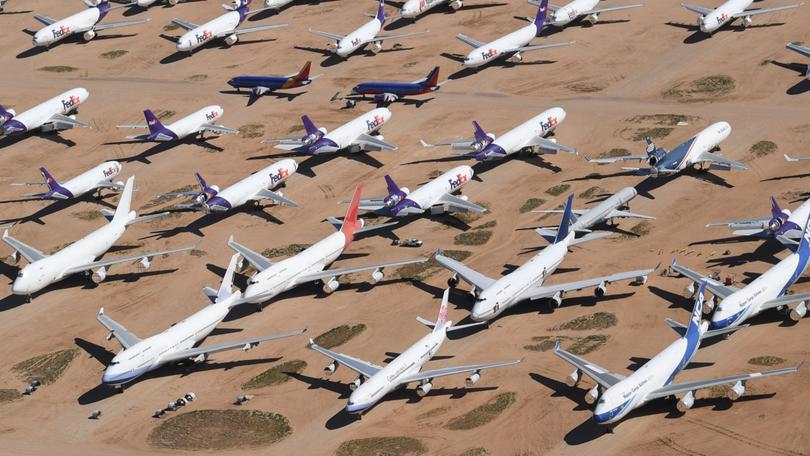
xmin=441 ymin=53 xmax=556 ymax=80
xmin=0 ymin=193 xmax=118 ymax=226
xmin=384 ymin=2 xmax=508 ymax=30
xmin=16 ymin=32 xmax=138 ymax=58
xmin=108 ymin=137 xmax=225 ymax=164
xmin=248 ymin=150 xmax=385 ymax=177
xmin=142 ymin=204 xmax=285 ymax=239
xmin=538 ymin=18 xmax=628 ymax=37
xmin=769 ymin=60 xmax=810 ymax=95
xmin=0 ymin=129 xmax=77 ymax=149
xmin=219 ymin=89 xmax=307 ymax=107
xmin=666 ymin=21 xmax=785 ymax=45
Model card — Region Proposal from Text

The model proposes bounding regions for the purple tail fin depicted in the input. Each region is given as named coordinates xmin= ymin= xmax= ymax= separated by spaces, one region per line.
xmin=534 ymin=0 xmax=549 ymax=28
xmin=472 ymin=121 xmax=489 ymax=143
xmin=195 ymin=172 xmax=218 ymax=199
xmin=770 ymin=196 xmax=783 ymax=219
xmin=195 ymin=172 xmax=208 ymax=192
xmin=40 ymin=167 xmax=59 ymax=192
xmin=301 ymin=115 xmax=319 ymax=136
xmin=376 ymin=0 xmax=386 ymax=24
xmin=144 ymin=109 xmax=166 ymax=136
xmin=0 ymin=105 xmax=13 ymax=124
xmin=384 ymin=175 xmax=400 ymax=195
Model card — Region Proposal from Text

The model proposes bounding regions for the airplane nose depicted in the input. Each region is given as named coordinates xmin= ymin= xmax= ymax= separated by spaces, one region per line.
xmin=11 ymin=280 xmax=25 ymax=295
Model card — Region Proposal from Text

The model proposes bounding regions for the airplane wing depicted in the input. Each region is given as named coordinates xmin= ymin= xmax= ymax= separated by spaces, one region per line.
xmin=455 ymin=34 xmax=486 ymax=48
xmin=732 ymin=4 xmax=803 ymax=18
xmin=554 ymin=341 xmax=625 ymax=389
xmin=664 ymin=318 xmax=746 ymax=340
xmin=693 ymin=151 xmax=748 ymax=171
xmin=397 ymin=359 xmax=522 ymax=384
xmin=325 ymin=217 xmax=400 ymax=234
xmin=62 ymin=247 xmax=193 ymax=275
xmin=159 ymin=328 xmax=307 ymax=364
xmin=518 ymin=268 xmax=654 ymax=301
xmin=705 ymin=217 xmax=770 ymax=228
xmin=434 ymin=252 xmax=496 ymax=290
xmin=669 ymin=259 xmax=739 ymax=300
xmin=295 ymin=257 xmax=428 ymax=284
xmin=96 ymin=308 xmax=140 ymax=350
xmin=758 ymin=292 xmax=810 ymax=312
xmin=2 ymin=230 xmax=46 ymax=263
xmin=252 ymin=188 xmax=299 ymax=207
xmin=308 ymin=339 xmax=382 ymax=378
xmin=420 ymin=138 xmax=477 ymax=152
xmin=93 ymin=18 xmax=150 ymax=32
xmin=348 ymin=197 xmax=387 ymax=211
xmin=680 ymin=3 xmax=714 ymax=15
xmin=96 ymin=181 xmax=126 ymax=191
xmin=171 ymin=18 xmax=199 ymax=31
xmin=644 ymin=367 xmax=798 ymax=401
xmin=787 ymin=43 xmax=810 ymax=58
xmin=435 ymin=193 xmax=487 ymax=213
xmin=784 ymin=154 xmax=810 ymax=162
xmin=34 ymin=15 xmax=57 ymax=26
xmin=606 ymin=209 xmax=656 ymax=220
xmin=374 ymin=30 xmax=429 ymax=42
xmin=524 ymin=136 xmax=577 ymax=155
xmin=198 ymin=124 xmax=239 ymax=135
xmin=353 ymin=133 xmax=398 ymax=151
xmin=308 ymin=28 xmax=345 ymax=41
xmin=228 ymin=23 xmax=289 ymax=38
xmin=586 ymin=4 xmax=644 ymax=15
xmin=513 ymin=41 xmax=575 ymax=54
xmin=48 ymin=113 xmax=91 ymax=129
xmin=116 ymin=124 xmax=148 ymax=129
xmin=585 ymin=153 xmax=647 ymax=164
xmin=227 ymin=235 xmax=273 ymax=272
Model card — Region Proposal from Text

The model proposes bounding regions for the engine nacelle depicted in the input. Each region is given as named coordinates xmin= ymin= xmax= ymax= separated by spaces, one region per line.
xmin=767 ymin=218 xmax=783 ymax=232
xmin=466 ymin=371 xmax=480 ymax=387
xmin=92 ymin=266 xmax=107 ymax=284
xmin=594 ymin=281 xmax=607 ymax=298
xmin=324 ymin=361 xmax=337 ymax=375
xmin=727 ymin=380 xmax=745 ymax=400
xmin=253 ymin=86 xmax=270 ymax=97
xmin=676 ymin=390 xmax=694 ymax=412
xmin=372 ymin=41 xmax=383 ymax=52
xmin=702 ymin=296 xmax=715 ymax=315
xmin=323 ymin=278 xmax=340 ymax=294
xmin=566 ymin=369 xmax=581 ymax=387
xmin=350 ymin=377 xmax=362 ymax=390
xmin=450 ymin=0 xmax=463 ymax=10
xmin=169 ymin=0 xmax=180 ymax=5
xmin=7 ymin=250 xmax=19 ymax=265
xmin=741 ymin=16 xmax=752 ymax=28
xmin=193 ymin=353 xmax=207 ymax=364
xmin=584 ymin=386 xmax=599 ymax=405
xmin=303 ymin=132 xmax=319 ymax=145
xmin=648 ymin=155 xmax=659 ymax=166
xmin=697 ymin=15 xmax=704 ymax=26
xmin=83 ymin=30 xmax=97 ymax=42
xmin=138 ymin=256 xmax=151 ymax=271
xmin=375 ymin=93 xmax=398 ymax=103
xmin=225 ymin=34 xmax=239 ymax=46
xmin=585 ymin=13 xmax=599 ymax=24
xmin=371 ymin=268 xmax=384 ymax=284
xmin=551 ymin=291 xmax=563 ymax=307
xmin=685 ymin=281 xmax=696 ymax=297
xmin=790 ymin=301 xmax=806 ymax=322
xmin=507 ymin=52 xmax=523 ymax=63
xmin=417 ymin=381 xmax=433 ymax=397
xmin=447 ymin=273 xmax=459 ymax=288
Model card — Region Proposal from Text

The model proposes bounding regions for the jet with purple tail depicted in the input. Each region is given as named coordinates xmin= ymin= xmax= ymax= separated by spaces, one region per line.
xmin=0 ymin=88 xmax=90 ymax=138
xmin=117 ymin=105 xmax=238 ymax=142
xmin=12 ymin=162 xmax=124 ymax=200
xmin=32 ymin=1 xmax=149 ymax=47
xmin=706 ymin=196 xmax=810 ymax=249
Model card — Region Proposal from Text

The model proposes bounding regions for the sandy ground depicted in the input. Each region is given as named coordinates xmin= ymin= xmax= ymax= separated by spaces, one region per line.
xmin=0 ymin=0 xmax=808 ymax=455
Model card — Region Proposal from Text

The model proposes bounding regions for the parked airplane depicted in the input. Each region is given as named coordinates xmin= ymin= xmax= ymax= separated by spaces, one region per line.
xmin=421 ymin=107 xmax=575 ymax=161
xmin=681 ymin=0 xmax=802 ymax=34
xmin=435 ymin=194 xmax=653 ymax=321
xmin=673 ymin=216 xmax=810 ymax=327
xmin=227 ymin=184 xmax=426 ymax=307
xmin=117 ymin=106 xmax=238 ymax=142
xmin=586 ymin=122 xmax=746 ymax=176
xmin=786 ymin=42 xmax=810 ymax=79
xmin=32 ymin=1 xmax=149 ymax=47
xmin=399 ymin=0 xmax=500 ymax=19
xmin=172 ymin=0 xmax=288 ymax=52
xmin=113 ymin=0 xmax=189 ymax=8
xmin=528 ymin=0 xmax=643 ymax=27
xmin=264 ymin=107 xmax=396 ymax=155
xmin=0 ymin=88 xmax=90 ymax=137
xmin=533 ymin=187 xmax=654 ymax=237
xmin=158 ymin=159 xmax=299 ymax=213
xmin=455 ymin=0 xmax=573 ymax=68
xmin=227 ymin=61 xmax=321 ymax=103
xmin=309 ymin=0 xmax=428 ymax=58
xmin=706 ymin=196 xmax=810 ymax=248
xmin=2 ymin=177 xmax=191 ymax=298
xmin=98 ymin=253 xmax=306 ymax=387
xmin=12 ymin=162 xmax=124 ymax=200
xmin=310 ymin=288 xmax=522 ymax=414
xmin=342 ymin=165 xmax=485 ymax=217
xmin=555 ymin=282 xmax=797 ymax=429
xmin=338 ymin=66 xmax=445 ymax=107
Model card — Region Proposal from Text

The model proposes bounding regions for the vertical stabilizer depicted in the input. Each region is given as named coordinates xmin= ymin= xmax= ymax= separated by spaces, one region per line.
xmin=554 ymin=194 xmax=575 ymax=244
xmin=112 ymin=176 xmax=135 ymax=224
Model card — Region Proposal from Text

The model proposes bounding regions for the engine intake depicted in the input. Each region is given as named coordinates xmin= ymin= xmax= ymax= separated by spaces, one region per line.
xmin=676 ymin=390 xmax=694 ymax=412
xmin=417 ymin=381 xmax=433 ymax=397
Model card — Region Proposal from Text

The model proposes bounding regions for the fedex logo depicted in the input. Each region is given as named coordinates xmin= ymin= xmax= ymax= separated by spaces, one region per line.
xmin=205 ymin=111 xmax=219 ymax=121
xmin=195 ymin=30 xmax=213 ymax=44
xmin=540 ymin=116 xmax=558 ymax=131
xmin=52 ymin=24 xmax=71 ymax=39
xmin=148 ymin=119 xmax=157 ymax=126
xmin=102 ymin=165 xmax=117 ymax=177
xmin=366 ymin=114 xmax=385 ymax=130
xmin=351 ymin=37 xmax=362 ymax=46
xmin=61 ymin=95 xmax=81 ymax=111
xmin=270 ymin=167 xmax=289 ymax=184
xmin=418 ymin=0 xmax=428 ymax=12
xmin=716 ymin=13 xmax=728 ymax=24
xmin=448 ymin=173 xmax=467 ymax=189
xmin=480 ymin=48 xmax=498 ymax=60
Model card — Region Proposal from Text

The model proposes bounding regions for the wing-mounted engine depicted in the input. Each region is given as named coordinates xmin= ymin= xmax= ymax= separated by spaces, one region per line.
xmin=585 ymin=13 xmax=599 ymax=24
xmin=644 ymin=136 xmax=666 ymax=166
xmin=450 ymin=0 xmax=464 ymax=10
xmin=373 ymin=93 xmax=399 ymax=103
xmin=225 ymin=34 xmax=239 ymax=46
xmin=741 ymin=16 xmax=753 ymax=28
xmin=383 ymin=187 xmax=410 ymax=207
xmin=507 ymin=52 xmax=523 ymax=63
xmin=83 ymin=30 xmax=97 ymax=41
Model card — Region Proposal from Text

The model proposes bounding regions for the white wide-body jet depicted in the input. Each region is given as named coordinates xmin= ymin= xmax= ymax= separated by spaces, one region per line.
xmin=173 ymin=0 xmax=288 ymax=52
xmin=265 ymin=107 xmax=396 ymax=155
xmin=456 ymin=0 xmax=573 ymax=68
xmin=706 ymin=196 xmax=810 ymax=247
xmin=586 ymin=121 xmax=746 ymax=176
xmin=421 ymin=107 xmax=575 ymax=161
xmin=399 ymin=0 xmax=481 ymax=19
xmin=98 ymin=253 xmax=307 ymax=387
xmin=529 ymin=0 xmax=643 ymax=27
xmin=436 ymin=194 xmax=654 ymax=321
xmin=2 ymin=177 xmax=192 ymax=297
xmin=116 ymin=0 xmax=188 ymax=8
xmin=555 ymin=282 xmax=797 ymax=428
xmin=343 ymin=165 xmax=485 ymax=217
xmin=228 ymin=184 xmax=426 ymax=306
xmin=310 ymin=288 xmax=522 ymax=414
xmin=309 ymin=0 xmax=428 ymax=58
xmin=785 ymin=42 xmax=810 ymax=80
xmin=534 ymin=187 xmax=654 ymax=237
xmin=681 ymin=0 xmax=802 ymax=34
xmin=117 ymin=105 xmax=238 ymax=142
xmin=32 ymin=1 xmax=149 ymax=47
xmin=13 ymin=161 xmax=124 ymax=200
xmin=0 ymin=88 xmax=90 ymax=137
xmin=672 ymin=216 xmax=810 ymax=327
xmin=159 ymin=159 xmax=299 ymax=213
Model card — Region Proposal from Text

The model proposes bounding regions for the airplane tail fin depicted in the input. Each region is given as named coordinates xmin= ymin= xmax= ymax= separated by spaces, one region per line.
xmin=554 ymin=194 xmax=575 ymax=244
xmin=686 ymin=281 xmax=707 ymax=340
xmin=376 ymin=0 xmax=386 ymax=24
xmin=112 ymin=176 xmax=135 ymax=224
xmin=144 ymin=109 xmax=166 ymax=137
xmin=217 ymin=253 xmax=241 ymax=306
xmin=770 ymin=196 xmax=784 ymax=220
xmin=422 ymin=66 xmax=440 ymax=88
xmin=435 ymin=287 xmax=450 ymax=331
xmin=472 ymin=121 xmax=489 ymax=143
xmin=0 ymin=105 xmax=13 ymax=124
xmin=340 ymin=184 xmax=365 ymax=243
xmin=301 ymin=115 xmax=319 ymax=137
xmin=534 ymin=0 xmax=549 ymax=28
xmin=39 ymin=167 xmax=60 ymax=192
xmin=644 ymin=136 xmax=656 ymax=155
xmin=384 ymin=175 xmax=401 ymax=196
xmin=294 ymin=61 xmax=312 ymax=82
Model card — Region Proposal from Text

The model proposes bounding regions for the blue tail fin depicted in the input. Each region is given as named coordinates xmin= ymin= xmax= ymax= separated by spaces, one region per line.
xmin=472 ymin=121 xmax=488 ymax=143
xmin=376 ymin=0 xmax=386 ymax=24
xmin=301 ymin=115 xmax=319 ymax=136
xmin=144 ymin=109 xmax=166 ymax=136
xmin=534 ymin=0 xmax=549 ymax=28
xmin=685 ymin=281 xmax=707 ymax=341
xmin=384 ymin=175 xmax=400 ymax=195
xmin=553 ymin=194 xmax=575 ymax=244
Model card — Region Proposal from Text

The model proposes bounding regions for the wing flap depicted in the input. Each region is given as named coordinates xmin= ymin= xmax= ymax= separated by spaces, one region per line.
xmin=48 ymin=113 xmax=91 ymax=129
xmin=514 ymin=41 xmax=575 ymax=53
xmin=519 ymin=268 xmax=653 ymax=301
xmin=680 ymin=3 xmax=713 ymax=15
xmin=354 ymin=133 xmax=398 ymax=151
xmin=230 ymin=23 xmax=289 ymax=37
xmin=374 ymin=30 xmax=429 ymax=42
xmin=646 ymin=367 xmax=799 ymax=401
xmin=694 ymin=152 xmax=748 ymax=171
xmin=93 ymin=18 xmax=149 ymax=32
xmin=254 ymin=188 xmax=299 ymax=207
xmin=606 ymin=209 xmax=655 ymax=220
xmin=435 ymin=193 xmax=487 ymax=213
xmin=296 ymin=257 xmax=428 ymax=283
xmin=586 ymin=4 xmax=644 ymax=15
xmin=171 ymin=18 xmax=199 ymax=31
xmin=732 ymin=4 xmax=803 ymax=18
xmin=308 ymin=28 xmax=345 ymax=41
xmin=34 ymin=15 xmax=57 ymax=26
xmin=199 ymin=124 xmax=239 ymax=135
xmin=455 ymin=34 xmax=485 ymax=48
xmin=524 ymin=136 xmax=577 ymax=155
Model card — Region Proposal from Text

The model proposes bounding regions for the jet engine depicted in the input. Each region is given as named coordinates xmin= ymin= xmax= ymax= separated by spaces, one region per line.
xmin=371 ymin=268 xmax=384 ymax=284
xmin=83 ymin=30 xmax=97 ymax=42
xmin=566 ymin=369 xmax=581 ymax=387
xmin=741 ymin=16 xmax=753 ymax=28
xmin=417 ymin=381 xmax=433 ymax=397
xmin=0 ymin=109 xmax=16 ymax=126
xmin=324 ymin=361 xmax=337 ymax=375
xmin=374 ymin=93 xmax=399 ymax=103
xmin=697 ymin=15 xmax=704 ymax=26
xmin=594 ymin=281 xmax=607 ymax=297
xmin=323 ymin=278 xmax=340 ymax=294
xmin=447 ymin=273 xmax=459 ymax=288
xmin=466 ymin=372 xmax=480 ymax=386
xmin=350 ymin=377 xmax=362 ymax=390
xmin=551 ymin=291 xmax=563 ymax=307
xmin=7 ymin=250 xmax=19 ymax=265
xmin=169 ymin=0 xmax=180 ymax=5
xmin=470 ymin=133 xmax=495 ymax=151
xmin=727 ymin=380 xmax=745 ymax=400
xmin=676 ymin=391 xmax=694 ymax=412
xmin=450 ymin=0 xmax=464 ymax=10
xmin=584 ymin=386 xmax=599 ymax=405
xmin=92 ymin=266 xmax=107 ymax=284
xmin=685 ymin=281 xmax=696 ymax=297
xmin=585 ymin=13 xmax=599 ymax=24
xmin=790 ymin=301 xmax=806 ymax=322
xmin=767 ymin=217 xmax=783 ymax=232
xmin=252 ymin=86 xmax=270 ymax=97
xmin=702 ymin=295 xmax=715 ymax=315
xmin=193 ymin=353 xmax=207 ymax=364
xmin=138 ymin=256 xmax=151 ymax=271
xmin=507 ymin=52 xmax=523 ymax=63
xmin=372 ymin=41 xmax=383 ymax=52
xmin=225 ymin=34 xmax=239 ymax=46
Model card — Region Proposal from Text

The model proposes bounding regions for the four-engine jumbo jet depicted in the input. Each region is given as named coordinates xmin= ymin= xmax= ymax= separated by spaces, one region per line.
xmin=12 ymin=162 xmax=124 ymax=200
xmin=97 ymin=253 xmax=307 ymax=388
xmin=0 ymin=88 xmax=90 ymax=138
xmin=681 ymin=0 xmax=803 ymax=34
xmin=341 ymin=165 xmax=485 ymax=217
xmin=706 ymin=196 xmax=810 ymax=248
xmin=435 ymin=194 xmax=654 ymax=321
xmin=308 ymin=0 xmax=428 ymax=58
xmin=117 ymin=106 xmax=238 ymax=142
xmin=528 ymin=0 xmax=643 ymax=27
xmin=264 ymin=107 xmax=397 ymax=155
xmin=158 ymin=159 xmax=299 ymax=213
xmin=227 ymin=61 xmax=321 ymax=104
xmin=337 ymin=66 xmax=445 ymax=107
xmin=309 ymin=288 xmax=522 ymax=414
xmin=585 ymin=121 xmax=746 ymax=176
xmin=2 ymin=177 xmax=192 ymax=298
xmin=172 ymin=0 xmax=288 ymax=52
xmin=31 ymin=1 xmax=149 ymax=48
xmin=455 ymin=0 xmax=573 ymax=68
xmin=421 ymin=107 xmax=576 ymax=161
xmin=226 ymin=184 xmax=426 ymax=308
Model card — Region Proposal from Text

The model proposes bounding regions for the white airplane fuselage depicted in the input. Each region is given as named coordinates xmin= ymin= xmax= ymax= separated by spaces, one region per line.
xmin=463 ymin=22 xmax=539 ymax=67
xmin=177 ymin=11 xmax=243 ymax=51
xmin=401 ymin=0 xmax=460 ymax=18
xmin=322 ymin=107 xmax=392 ymax=152
xmin=167 ymin=105 xmax=225 ymax=139
xmin=2 ymin=88 xmax=89 ymax=136
xmin=487 ymin=107 xmax=566 ymax=157
xmin=571 ymin=186 xmax=637 ymax=231
xmin=336 ymin=16 xmax=383 ymax=57
xmin=265 ymin=0 xmax=295 ymax=8
xmin=209 ymin=159 xmax=297 ymax=211
xmin=655 ymin=121 xmax=731 ymax=173
xmin=59 ymin=161 xmax=122 ymax=198
xmin=33 ymin=8 xmax=104 ymax=46
xmin=699 ymin=0 xmax=753 ymax=33
xmin=400 ymin=165 xmax=473 ymax=212
xmin=550 ymin=0 xmax=601 ymax=25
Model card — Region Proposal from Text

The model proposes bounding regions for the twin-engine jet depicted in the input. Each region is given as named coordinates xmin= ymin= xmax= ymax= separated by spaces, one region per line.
xmin=117 ymin=105 xmax=238 ymax=142
xmin=0 ymin=88 xmax=90 ymax=138
xmin=13 ymin=162 xmax=124 ymax=200
xmin=172 ymin=0 xmax=288 ymax=52
xmin=32 ymin=1 xmax=149 ymax=47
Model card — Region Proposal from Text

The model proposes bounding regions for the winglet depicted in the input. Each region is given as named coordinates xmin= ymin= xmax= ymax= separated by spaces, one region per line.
xmin=785 ymin=154 xmax=799 ymax=162
xmin=554 ymin=340 xmax=561 ymax=352
xmin=554 ymin=194 xmax=575 ymax=244
xmin=99 ymin=307 xmax=104 ymax=316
